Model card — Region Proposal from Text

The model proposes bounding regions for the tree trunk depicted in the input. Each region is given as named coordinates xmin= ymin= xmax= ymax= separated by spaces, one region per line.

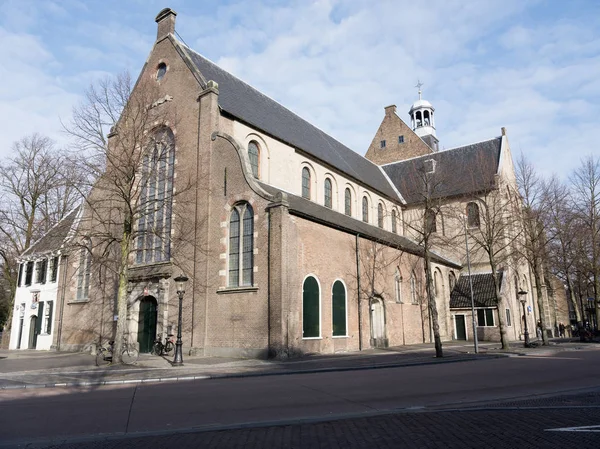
xmin=566 ymin=276 xmax=582 ymax=324
xmin=532 ymin=261 xmax=549 ymax=345
xmin=112 ymin=229 xmax=131 ymax=364
xmin=424 ymin=255 xmax=443 ymax=357
xmin=490 ymin=260 xmax=509 ymax=350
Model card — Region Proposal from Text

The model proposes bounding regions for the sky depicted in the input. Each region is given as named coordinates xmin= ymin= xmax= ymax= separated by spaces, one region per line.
xmin=1 ymin=0 xmax=599 ymax=178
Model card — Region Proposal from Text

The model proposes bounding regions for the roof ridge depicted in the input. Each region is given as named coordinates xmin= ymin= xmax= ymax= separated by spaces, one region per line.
xmin=381 ymin=136 xmax=502 ymax=168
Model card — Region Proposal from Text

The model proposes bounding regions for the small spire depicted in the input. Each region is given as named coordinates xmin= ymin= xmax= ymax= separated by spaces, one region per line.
xmin=415 ymin=80 xmax=424 ymax=100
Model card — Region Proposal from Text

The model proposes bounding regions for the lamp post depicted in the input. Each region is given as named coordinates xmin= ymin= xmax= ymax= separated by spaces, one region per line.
xmin=464 ymin=218 xmax=478 ymax=353
xmin=172 ymin=274 xmax=188 ymax=366
xmin=518 ymin=290 xmax=530 ymax=348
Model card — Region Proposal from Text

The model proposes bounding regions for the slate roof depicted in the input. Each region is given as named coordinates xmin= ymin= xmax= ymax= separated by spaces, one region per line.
xmin=257 ymin=182 xmax=461 ymax=269
xmin=450 ymin=271 xmax=503 ymax=309
xmin=180 ymin=43 xmax=399 ymax=201
xmin=382 ymin=137 xmax=502 ymax=204
xmin=21 ymin=207 xmax=80 ymax=258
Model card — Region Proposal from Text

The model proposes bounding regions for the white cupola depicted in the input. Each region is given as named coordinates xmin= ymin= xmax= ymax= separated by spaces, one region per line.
xmin=408 ymin=81 xmax=439 ymax=152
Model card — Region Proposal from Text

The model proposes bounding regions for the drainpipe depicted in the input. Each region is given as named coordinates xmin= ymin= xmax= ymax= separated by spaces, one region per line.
xmin=267 ymin=209 xmax=272 ymax=357
xmin=355 ymin=233 xmax=362 ymax=351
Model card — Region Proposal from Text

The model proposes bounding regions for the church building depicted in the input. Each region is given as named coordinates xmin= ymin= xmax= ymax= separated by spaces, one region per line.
xmin=8 ymin=8 xmax=566 ymax=356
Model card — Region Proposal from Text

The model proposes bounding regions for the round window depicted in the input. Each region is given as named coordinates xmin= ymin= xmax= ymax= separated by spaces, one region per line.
xmin=156 ymin=63 xmax=167 ymax=81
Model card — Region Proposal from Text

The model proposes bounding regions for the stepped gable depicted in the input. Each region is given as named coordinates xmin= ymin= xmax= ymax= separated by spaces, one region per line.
xmin=450 ymin=271 xmax=504 ymax=309
xmin=382 ymin=137 xmax=502 ymax=204
xmin=182 ymin=45 xmax=399 ymax=200
xmin=21 ymin=207 xmax=80 ymax=257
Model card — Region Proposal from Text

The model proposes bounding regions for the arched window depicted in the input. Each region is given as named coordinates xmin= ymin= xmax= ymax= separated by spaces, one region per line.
xmin=467 ymin=202 xmax=480 ymax=228
xmin=425 ymin=209 xmax=437 ymax=234
xmin=395 ymin=271 xmax=402 ymax=303
xmin=410 ymin=271 xmax=417 ymax=304
xmin=449 ymin=272 xmax=457 ymax=291
xmin=248 ymin=141 xmax=260 ymax=179
xmin=332 ymin=280 xmax=347 ymax=336
xmin=76 ymin=243 xmax=91 ymax=301
xmin=391 ymin=209 xmax=397 ymax=233
xmin=434 ymin=270 xmax=440 ymax=297
xmin=324 ymin=178 xmax=332 ymax=208
xmin=344 ymin=188 xmax=352 ymax=216
xmin=136 ymin=128 xmax=175 ymax=264
xmin=302 ymin=167 xmax=311 ymax=199
xmin=228 ymin=203 xmax=254 ymax=287
xmin=362 ymin=196 xmax=369 ymax=223
xmin=378 ymin=203 xmax=384 ymax=228
xmin=303 ymin=276 xmax=320 ymax=338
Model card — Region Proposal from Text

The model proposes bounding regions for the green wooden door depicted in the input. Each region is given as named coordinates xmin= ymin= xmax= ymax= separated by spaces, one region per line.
xmin=455 ymin=315 xmax=467 ymax=340
xmin=137 ymin=297 xmax=157 ymax=353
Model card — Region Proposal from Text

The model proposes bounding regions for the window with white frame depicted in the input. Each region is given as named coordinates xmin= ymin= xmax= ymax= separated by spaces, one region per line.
xmin=43 ymin=301 xmax=53 ymax=334
xmin=395 ymin=272 xmax=402 ymax=303
xmin=362 ymin=196 xmax=369 ymax=222
xmin=391 ymin=209 xmax=397 ymax=233
xmin=324 ymin=178 xmax=332 ymax=208
xmin=410 ymin=271 xmax=418 ymax=304
xmin=228 ymin=202 xmax=254 ymax=287
xmin=477 ymin=308 xmax=495 ymax=326
xmin=344 ymin=188 xmax=352 ymax=216
xmin=378 ymin=203 xmax=384 ymax=228
xmin=248 ymin=141 xmax=260 ymax=179
xmin=49 ymin=256 xmax=59 ymax=283
xmin=76 ymin=248 xmax=91 ymax=301
xmin=302 ymin=167 xmax=311 ymax=199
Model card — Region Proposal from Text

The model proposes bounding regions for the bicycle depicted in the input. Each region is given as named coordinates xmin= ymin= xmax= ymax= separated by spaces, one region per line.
xmin=96 ymin=340 xmax=140 ymax=366
xmin=151 ymin=333 xmax=175 ymax=356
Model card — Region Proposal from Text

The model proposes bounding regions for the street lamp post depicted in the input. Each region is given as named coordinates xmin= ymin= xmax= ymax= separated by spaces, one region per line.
xmin=518 ymin=290 xmax=530 ymax=348
xmin=172 ymin=274 xmax=188 ymax=366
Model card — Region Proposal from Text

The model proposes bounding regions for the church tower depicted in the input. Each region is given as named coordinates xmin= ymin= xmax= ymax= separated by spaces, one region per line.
xmin=408 ymin=82 xmax=439 ymax=152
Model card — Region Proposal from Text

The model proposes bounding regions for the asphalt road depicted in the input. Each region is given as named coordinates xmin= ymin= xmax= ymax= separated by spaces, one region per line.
xmin=2 ymin=349 xmax=600 ymax=448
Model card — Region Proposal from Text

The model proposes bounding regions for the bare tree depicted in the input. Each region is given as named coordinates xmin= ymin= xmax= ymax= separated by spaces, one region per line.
xmin=544 ymin=176 xmax=583 ymax=324
xmin=402 ymin=163 xmax=458 ymax=357
xmin=63 ymin=71 xmax=195 ymax=363
xmin=569 ymin=155 xmax=600 ymax=330
xmin=0 ymin=134 xmax=82 ymax=343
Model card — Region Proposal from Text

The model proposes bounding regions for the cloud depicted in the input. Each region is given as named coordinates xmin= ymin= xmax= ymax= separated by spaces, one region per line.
xmin=0 ymin=0 xmax=598 ymax=182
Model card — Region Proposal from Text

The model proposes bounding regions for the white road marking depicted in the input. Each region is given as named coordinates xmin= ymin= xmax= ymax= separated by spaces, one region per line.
xmin=546 ymin=425 xmax=600 ymax=432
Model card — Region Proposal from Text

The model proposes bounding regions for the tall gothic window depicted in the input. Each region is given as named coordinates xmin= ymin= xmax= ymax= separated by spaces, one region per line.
xmin=332 ymin=280 xmax=347 ymax=337
xmin=391 ymin=209 xmax=397 ymax=233
xmin=362 ymin=196 xmax=369 ymax=223
xmin=344 ymin=188 xmax=352 ymax=216
xmin=76 ymin=246 xmax=91 ymax=301
xmin=229 ymin=203 xmax=254 ymax=287
xmin=136 ymin=128 xmax=175 ymax=264
xmin=378 ymin=203 xmax=384 ymax=228
xmin=324 ymin=178 xmax=332 ymax=208
xmin=467 ymin=202 xmax=480 ymax=228
xmin=302 ymin=167 xmax=311 ymax=199
xmin=248 ymin=141 xmax=260 ymax=179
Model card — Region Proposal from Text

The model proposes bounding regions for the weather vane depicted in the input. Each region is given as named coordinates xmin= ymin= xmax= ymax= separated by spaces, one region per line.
xmin=415 ymin=80 xmax=424 ymax=100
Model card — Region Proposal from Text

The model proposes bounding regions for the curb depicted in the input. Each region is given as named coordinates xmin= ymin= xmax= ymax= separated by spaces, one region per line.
xmin=0 ymin=353 xmax=505 ymax=390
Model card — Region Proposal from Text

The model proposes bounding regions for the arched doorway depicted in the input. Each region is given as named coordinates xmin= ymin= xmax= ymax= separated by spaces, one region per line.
xmin=28 ymin=315 xmax=38 ymax=349
xmin=370 ymin=297 xmax=387 ymax=348
xmin=138 ymin=296 xmax=158 ymax=353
